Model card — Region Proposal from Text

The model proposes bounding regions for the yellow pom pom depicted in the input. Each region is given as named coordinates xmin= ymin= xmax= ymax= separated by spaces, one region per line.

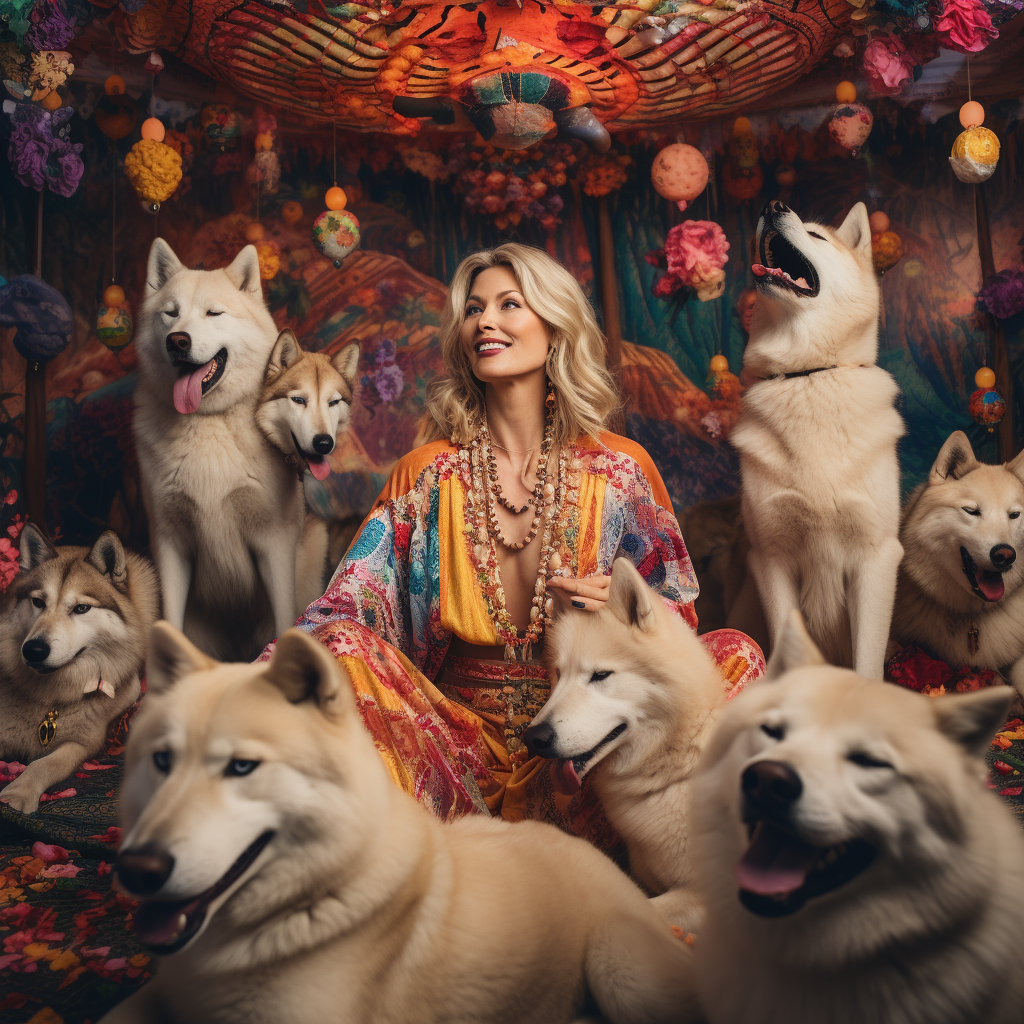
xmin=975 ymin=367 xmax=996 ymax=389
xmin=124 ymin=139 xmax=183 ymax=204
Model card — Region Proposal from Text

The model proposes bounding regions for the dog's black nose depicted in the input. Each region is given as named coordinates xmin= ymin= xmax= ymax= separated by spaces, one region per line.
xmin=742 ymin=760 xmax=802 ymax=809
xmin=116 ymin=843 xmax=175 ymax=895
xmin=22 ymin=638 xmax=50 ymax=664
xmin=523 ymin=721 xmax=557 ymax=758
xmin=991 ymin=545 xmax=1016 ymax=570
xmin=768 ymin=199 xmax=790 ymax=216
xmin=165 ymin=332 xmax=191 ymax=355
xmin=312 ymin=434 xmax=334 ymax=456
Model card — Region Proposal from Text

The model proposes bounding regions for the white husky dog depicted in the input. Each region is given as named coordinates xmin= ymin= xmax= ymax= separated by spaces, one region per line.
xmin=133 ymin=239 xmax=326 ymax=662
xmin=730 ymin=200 xmax=905 ymax=678
xmin=98 ymin=622 xmax=699 ymax=1024
xmin=524 ymin=558 xmax=730 ymax=931
xmin=690 ymin=612 xmax=1024 ymax=1024
xmin=892 ymin=430 xmax=1024 ymax=694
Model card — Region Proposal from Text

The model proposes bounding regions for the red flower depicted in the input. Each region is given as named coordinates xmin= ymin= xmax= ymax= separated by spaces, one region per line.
xmin=935 ymin=0 xmax=998 ymax=53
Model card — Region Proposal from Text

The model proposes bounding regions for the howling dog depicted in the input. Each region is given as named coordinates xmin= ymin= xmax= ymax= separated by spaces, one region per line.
xmin=689 ymin=612 xmax=1024 ymax=1024
xmin=255 ymin=328 xmax=359 ymax=483
xmin=0 ymin=524 xmax=158 ymax=814
xmin=525 ymin=558 xmax=731 ymax=931
xmin=133 ymin=239 xmax=327 ymax=662
xmin=892 ymin=430 xmax=1024 ymax=695
xmin=98 ymin=623 xmax=699 ymax=1024
xmin=730 ymin=200 xmax=905 ymax=678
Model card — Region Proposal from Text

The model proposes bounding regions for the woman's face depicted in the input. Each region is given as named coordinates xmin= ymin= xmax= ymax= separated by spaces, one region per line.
xmin=460 ymin=266 xmax=551 ymax=384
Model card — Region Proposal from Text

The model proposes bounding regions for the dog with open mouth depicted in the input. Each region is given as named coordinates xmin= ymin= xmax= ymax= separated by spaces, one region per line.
xmin=689 ymin=611 xmax=1024 ymax=1024
xmin=0 ymin=525 xmax=158 ymax=815
xmin=524 ymin=557 xmax=737 ymax=932
xmin=892 ymin=430 xmax=1024 ymax=698
xmin=133 ymin=239 xmax=328 ymax=662
xmin=729 ymin=200 xmax=905 ymax=678
xmin=97 ymin=622 xmax=700 ymax=1024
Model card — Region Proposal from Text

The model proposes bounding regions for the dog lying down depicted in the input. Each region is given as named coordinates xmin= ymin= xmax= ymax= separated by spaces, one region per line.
xmin=689 ymin=611 xmax=1024 ymax=1024
xmin=99 ymin=623 xmax=698 ymax=1024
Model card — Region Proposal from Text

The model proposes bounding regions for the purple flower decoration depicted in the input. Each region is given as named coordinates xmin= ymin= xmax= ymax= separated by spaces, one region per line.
xmin=24 ymin=0 xmax=80 ymax=50
xmin=374 ymin=337 xmax=397 ymax=365
xmin=977 ymin=269 xmax=1024 ymax=319
xmin=6 ymin=103 xmax=83 ymax=197
xmin=372 ymin=362 xmax=405 ymax=403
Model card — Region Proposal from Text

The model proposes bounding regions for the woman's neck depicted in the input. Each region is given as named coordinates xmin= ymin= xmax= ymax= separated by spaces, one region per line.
xmin=484 ymin=373 xmax=547 ymax=452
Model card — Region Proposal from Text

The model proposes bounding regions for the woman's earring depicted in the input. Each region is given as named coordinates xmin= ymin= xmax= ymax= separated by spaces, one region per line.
xmin=546 ymin=384 xmax=557 ymax=411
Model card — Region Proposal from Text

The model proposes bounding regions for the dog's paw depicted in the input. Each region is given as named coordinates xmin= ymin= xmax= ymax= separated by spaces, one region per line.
xmin=0 ymin=777 xmax=43 ymax=815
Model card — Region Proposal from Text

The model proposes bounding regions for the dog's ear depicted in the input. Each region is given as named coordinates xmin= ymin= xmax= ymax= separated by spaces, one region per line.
xmin=932 ymin=685 xmax=1013 ymax=759
xmin=224 ymin=244 xmax=262 ymax=295
xmin=331 ymin=342 xmax=360 ymax=391
xmin=266 ymin=329 xmax=302 ymax=379
xmin=264 ymin=628 xmax=356 ymax=720
xmin=147 ymin=621 xmax=215 ymax=695
xmin=834 ymin=202 xmax=872 ymax=258
xmin=146 ymin=238 xmax=184 ymax=294
xmin=86 ymin=531 xmax=128 ymax=591
xmin=1005 ymin=446 xmax=1024 ymax=484
xmin=929 ymin=431 xmax=979 ymax=484
xmin=19 ymin=523 xmax=57 ymax=572
xmin=607 ymin=558 xmax=657 ymax=632
xmin=765 ymin=610 xmax=826 ymax=681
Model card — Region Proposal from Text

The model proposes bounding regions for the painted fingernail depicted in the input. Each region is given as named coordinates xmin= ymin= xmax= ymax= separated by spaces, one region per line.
xmin=572 ymin=599 xmax=586 ymax=609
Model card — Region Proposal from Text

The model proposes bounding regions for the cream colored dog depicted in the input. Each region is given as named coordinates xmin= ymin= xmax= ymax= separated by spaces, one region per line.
xmin=689 ymin=612 xmax=1024 ymax=1024
xmin=99 ymin=623 xmax=698 ymax=1024
xmin=525 ymin=558 xmax=730 ymax=931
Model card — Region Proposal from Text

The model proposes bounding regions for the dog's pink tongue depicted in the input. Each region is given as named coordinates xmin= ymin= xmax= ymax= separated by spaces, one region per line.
xmin=172 ymin=360 xmax=215 ymax=415
xmin=305 ymin=456 xmax=331 ymax=481
xmin=978 ymin=570 xmax=1005 ymax=601
xmin=552 ymin=758 xmax=581 ymax=797
xmin=735 ymin=822 xmax=820 ymax=896
xmin=133 ymin=898 xmax=196 ymax=947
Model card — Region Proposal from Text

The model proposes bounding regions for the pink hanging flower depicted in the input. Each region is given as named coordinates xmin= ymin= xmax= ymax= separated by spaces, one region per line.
xmin=935 ymin=0 xmax=998 ymax=53
xmin=862 ymin=35 xmax=914 ymax=91
xmin=664 ymin=220 xmax=730 ymax=289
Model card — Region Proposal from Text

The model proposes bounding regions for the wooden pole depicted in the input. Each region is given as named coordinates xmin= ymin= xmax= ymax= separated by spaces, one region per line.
xmin=24 ymin=189 xmax=46 ymax=529
xmin=597 ymin=194 xmax=626 ymax=435
xmin=974 ymin=184 xmax=1015 ymax=460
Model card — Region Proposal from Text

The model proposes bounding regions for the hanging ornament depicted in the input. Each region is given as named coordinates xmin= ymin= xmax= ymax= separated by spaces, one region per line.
xmin=313 ymin=208 xmax=361 ymax=268
xmin=651 ymin=143 xmax=708 ymax=212
xmin=723 ymin=121 xmax=763 ymax=202
xmin=96 ymin=284 xmax=133 ymax=352
xmin=969 ymin=367 xmax=1005 ymax=432
xmin=140 ymin=116 xmax=165 ymax=141
xmin=254 ymin=240 xmax=281 ymax=281
xmin=281 ymin=200 xmax=303 ymax=226
xmin=95 ymin=75 xmax=137 ymax=141
xmin=828 ymin=82 xmax=873 ymax=155
xmin=950 ymin=101 xmax=1000 ymax=184
xmin=124 ymin=128 xmax=182 ymax=212
xmin=869 ymin=211 xmax=903 ymax=273
xmin=201 ymin=105 xmax=240 ymax=149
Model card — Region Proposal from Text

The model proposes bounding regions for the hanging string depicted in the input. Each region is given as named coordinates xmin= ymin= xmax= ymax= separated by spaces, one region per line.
xmin=110 ymin=144 xmax=116 ymax=285
xmin=967 ymin=59 xmax=972 ymax=102
xmin=332 ymin=121 xmax=337 ymax=187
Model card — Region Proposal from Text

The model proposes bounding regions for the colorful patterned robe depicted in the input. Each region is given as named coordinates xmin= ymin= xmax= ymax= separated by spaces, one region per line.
xmin=287 ymin=432 xmax=765 ymax=838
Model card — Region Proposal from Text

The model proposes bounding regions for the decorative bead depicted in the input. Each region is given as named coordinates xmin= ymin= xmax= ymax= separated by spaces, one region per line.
xmin=549 ymin=550 xmax=562 ymax=571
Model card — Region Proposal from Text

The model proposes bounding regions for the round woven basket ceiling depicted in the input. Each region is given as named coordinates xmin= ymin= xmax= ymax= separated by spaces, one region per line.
xmin=113 ymin=0 xmax=852 ymax=142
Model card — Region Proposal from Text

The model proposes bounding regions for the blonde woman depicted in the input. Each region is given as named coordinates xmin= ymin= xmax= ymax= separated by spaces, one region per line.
xmin=285 ymin=243 xmax=763 ymax=841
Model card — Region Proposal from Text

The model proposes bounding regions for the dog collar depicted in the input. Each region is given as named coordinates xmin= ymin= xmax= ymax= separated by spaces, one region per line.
xmin=778 ymin=365 xmax=838 ymax=379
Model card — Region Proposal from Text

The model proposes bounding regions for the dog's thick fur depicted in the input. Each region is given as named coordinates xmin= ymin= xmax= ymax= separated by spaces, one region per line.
xmin=133 ymin=240 xmax=326 ymax=662
xmin=689 ymin=612 xmax=1024 ymax=1024
xmin=730 ymin=201 xmax=905 ymax=678
xmin=525 ymin=558 xmax=728 ymax=931
xmin=255 ymin=328 xmax=359 ymax=482
xmin=99 ymin=623 xmax=698 ymax=1024
xmin=0 ymin=525 xmax=158 ymax=814
xmin=893 ymin=431 xmax=1024 ymax=695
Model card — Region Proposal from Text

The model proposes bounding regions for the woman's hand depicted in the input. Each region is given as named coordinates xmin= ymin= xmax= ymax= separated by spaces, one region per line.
xmin=547 ymin=574 xmax=610 ymax=612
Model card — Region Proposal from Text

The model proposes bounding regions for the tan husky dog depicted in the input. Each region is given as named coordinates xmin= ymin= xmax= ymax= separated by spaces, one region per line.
xmin=689 ymin=612 xmax=1024 ymax=1024
xmin=99 ymin=623 xmax=698 ymax=1024
xmin=0 ymin=524 xmax=158 ymax=814
xmin=255 ymin=328 xmax=360 ymax=482
xmin=892 ymin=430 xmax=1024 ymax=695
xmin=525 ymin=558 xmax=729 ymax=931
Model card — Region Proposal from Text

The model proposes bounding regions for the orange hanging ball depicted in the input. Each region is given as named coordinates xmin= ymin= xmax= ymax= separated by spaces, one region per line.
xmin=141 ymin=117 xmax=166 ymax=142
xmin=975 ymin=367 xmax=996 ymax=389
xmin=709 ymin=354 xmax=730 ymax=373
xmin=244 ymin=222 xmax=265 ymax=242
xmin=281 ymin=200 xmax=303 ymax=225
xmin=325 ymin=186 xmax=347 ymax=211
xmin=869 ymin=211 xmax=890 ymax=235
xmin=42 ymin=91 xmax=63 ymax=111
xmin=959 ymin=101 xmax=985 ymax=129
xmin=732 ymin=117 xmax=752 ymax=137
xmin=105 ymin=75 xmax=126 ymax=96
xmin=103 ymin=284 xmax=126 ymax=306
xmin=836 ymin=81 xmax=857 ymax=104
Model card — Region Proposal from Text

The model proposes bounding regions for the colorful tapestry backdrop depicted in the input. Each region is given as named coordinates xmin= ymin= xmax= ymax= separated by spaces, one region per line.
xmin=1 ymin=97 xmax=1023 ymax=551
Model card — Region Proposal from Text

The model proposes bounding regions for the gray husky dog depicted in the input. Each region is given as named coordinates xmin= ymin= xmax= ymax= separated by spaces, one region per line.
xmin=0 ymin=524 xmax=158 ymax=814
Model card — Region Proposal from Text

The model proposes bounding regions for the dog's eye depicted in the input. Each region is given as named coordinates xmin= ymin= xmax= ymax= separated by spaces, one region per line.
xmin=807 ymin=231 xmax=826 ymax=241
xmin=72 ymin=604 xmax=91 ymax=615
xmin=328 ymin=399 xmax=341 ymax=407
xmin=206 ymin=310 xmax=224 ymax=317
xmin=1010 ymin=511 xmax=1021 ymax=520
xmin=761 ymin=723 xmax=785 ymax=741
xmin=962 ymin=507 xmax=982 ymax=516
xmin=290 ymin=396 xmax=307 ymax=406
xmin=589 ymin=670 xmax=612 ymax=683
xmin=31 ymin=597 xmax=45 ymax=609
xmin=163 ymin=308 xmax=179 ymax=319
xmin=225 ymin=759 xmax=260 ymax=777
xmin=152 ymin=750 xmax=172 ymax=773
xmin=848 ymin=751 xmax=894 ymax=770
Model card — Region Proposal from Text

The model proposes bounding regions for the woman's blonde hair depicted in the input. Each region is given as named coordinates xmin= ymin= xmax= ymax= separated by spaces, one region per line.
xmin=426 ymin=242 xmax=619 ymax=445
